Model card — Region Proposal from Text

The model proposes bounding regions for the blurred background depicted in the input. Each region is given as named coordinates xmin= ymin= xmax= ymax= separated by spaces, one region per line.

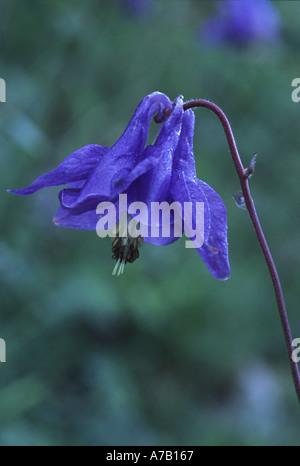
xmin=1 ymin=0 xmax=300 ymax=446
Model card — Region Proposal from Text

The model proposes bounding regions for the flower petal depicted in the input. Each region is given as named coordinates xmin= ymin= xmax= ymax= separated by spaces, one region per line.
xmin=110 ymin=95 xmax=184 ymax=204
xmin=141 ymin=95 xmax=184 ymax=204
xmin=194 ymin=179 xmax=230 ymax=280
xmin=143 ymin=234 xmax=179 ymax=246
xmin=62 ymin=92 xmax=173 ymax=210
xmin=53 ymin=205 xmax=100 ymax=230
xmin=8 ymin=145 xmax=108 ymax=195
xmin=171 ymin=110 xmax=230 ymax=280
xmin=110 ymin=96 xmax=184 ymax=236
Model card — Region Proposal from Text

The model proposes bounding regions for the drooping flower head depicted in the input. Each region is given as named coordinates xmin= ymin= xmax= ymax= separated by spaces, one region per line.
xmin=201 ymin=0 xmax=281 ymax=47
xmin=9 ymin=92 xmax=230 ymax=280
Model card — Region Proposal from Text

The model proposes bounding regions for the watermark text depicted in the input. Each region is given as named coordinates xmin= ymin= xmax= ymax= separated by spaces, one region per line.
xmin=96 ymin=194 xmax=204 ymax=248
xmin=291 ymin=78 xmax=300 ymax=103
xmin=0 ymin=78 xmax=6 ymax=103
xmin=0 ymin=338 xmax=6 ymax=363
xmin=292 ymin=338 xmax=300 ymax=363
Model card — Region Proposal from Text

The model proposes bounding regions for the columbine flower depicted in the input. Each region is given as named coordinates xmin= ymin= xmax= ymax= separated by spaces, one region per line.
xmin=201 ymin=0 xmax=281 ymax=47
xmin=9 ymin=92 xmax=230 ymax=280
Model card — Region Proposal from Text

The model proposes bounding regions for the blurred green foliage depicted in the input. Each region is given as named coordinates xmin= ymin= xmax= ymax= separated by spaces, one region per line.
xmin=0 ymin=0 xmax=300 ymax=446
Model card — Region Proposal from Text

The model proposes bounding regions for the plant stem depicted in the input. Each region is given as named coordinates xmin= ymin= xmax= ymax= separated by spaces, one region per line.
xmin=183 ymin=99 xmax=300 ymax=403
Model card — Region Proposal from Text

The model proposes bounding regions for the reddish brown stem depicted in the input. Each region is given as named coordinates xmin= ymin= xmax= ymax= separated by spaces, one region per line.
xmin=184 ymin=99 xmax=300 ymax=403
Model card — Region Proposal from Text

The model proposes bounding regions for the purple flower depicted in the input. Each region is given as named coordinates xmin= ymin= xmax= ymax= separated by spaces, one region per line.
xmin=120 ymin=0 xmax=152 ymax=18
xmin=9 ymin=92 xmax=230 ymax=280
xmin=201 ymin=0 xmax=281 ymax=47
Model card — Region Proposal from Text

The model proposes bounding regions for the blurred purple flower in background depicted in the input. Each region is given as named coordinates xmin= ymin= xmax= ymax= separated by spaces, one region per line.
xmin=120 ymin=0 xmax=152 ymax=18
xmin=200 ymin=0 xmax=281 ymax=47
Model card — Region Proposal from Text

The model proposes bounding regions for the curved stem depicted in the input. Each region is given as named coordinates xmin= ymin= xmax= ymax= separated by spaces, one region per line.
xmin=184 ymin=99 xmax=300 ymax=403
